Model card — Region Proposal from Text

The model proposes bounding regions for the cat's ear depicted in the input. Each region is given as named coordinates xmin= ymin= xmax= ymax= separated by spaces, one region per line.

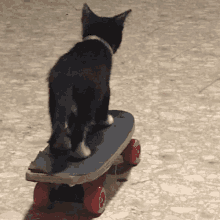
xmin=114 ymin=9 xmax=132 ymax=27
xmin=82 ymin=3 xmax=97 ymax=26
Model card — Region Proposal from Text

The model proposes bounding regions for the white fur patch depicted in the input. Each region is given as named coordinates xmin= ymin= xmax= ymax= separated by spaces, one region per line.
xmin=106 ymin=114 xmax=114 ymax=125
xmin=70 ymin=141 xmax=91 ymax=159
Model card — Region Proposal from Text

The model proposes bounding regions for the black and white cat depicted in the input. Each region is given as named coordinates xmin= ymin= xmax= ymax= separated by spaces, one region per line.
xmin=47 ymin=3 xmax=131 ymax=159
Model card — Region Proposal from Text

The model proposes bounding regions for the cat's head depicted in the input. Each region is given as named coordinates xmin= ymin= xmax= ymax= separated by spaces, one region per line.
xmin=82 ymin=3 xmax=131 ymax=54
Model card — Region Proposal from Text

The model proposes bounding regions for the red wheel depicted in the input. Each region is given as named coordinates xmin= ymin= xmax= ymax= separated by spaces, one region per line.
xmin=122 ymin=139 xmax=141 ymax=165
xmin=83 ymin=172 xmax=107 ymax=192
xmin=92 ymin=172 xmax=107 ymax=186
xmin=84 ymin=185 xmax=106 ymax=216
xmin=33 ymin=182 xmax=51 ymax=207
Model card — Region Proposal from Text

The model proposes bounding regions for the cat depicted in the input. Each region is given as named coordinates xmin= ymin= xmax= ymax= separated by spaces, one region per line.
xmin=47 ymin=3 xmax=131 ymax=160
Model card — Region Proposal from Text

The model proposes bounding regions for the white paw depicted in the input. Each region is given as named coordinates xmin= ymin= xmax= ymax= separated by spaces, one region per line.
xmin=99 ymin=114 xmax=114 ymax=126
xmin=70 ymin=141 xmax=91 ymax=159
xmin=106 ymin=114 xmax=114 ymax=125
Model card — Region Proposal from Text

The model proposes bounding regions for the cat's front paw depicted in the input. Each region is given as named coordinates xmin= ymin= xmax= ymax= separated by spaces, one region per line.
xmin=106 ymin=114 xmax=114 ymax=125
xmin=99 ymin=114 xmax=114 ymax=126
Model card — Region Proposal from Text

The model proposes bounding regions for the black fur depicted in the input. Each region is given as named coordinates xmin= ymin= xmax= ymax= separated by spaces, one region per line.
xmin=47 ymin=3 xmax=131 ymax=158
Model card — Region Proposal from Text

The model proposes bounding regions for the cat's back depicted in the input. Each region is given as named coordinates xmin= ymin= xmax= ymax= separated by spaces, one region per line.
xmin=68 ymin=40 xmax=112 ymax=70
xmin=49 ymin=40 xmax=112 ymax=80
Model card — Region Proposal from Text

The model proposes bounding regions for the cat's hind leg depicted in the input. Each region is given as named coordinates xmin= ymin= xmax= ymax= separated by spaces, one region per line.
xmin=68 ymin=92 xmax=96 ymax=159
xmin=96 ymin=89 xmax=114 ymax=126
xmin=48 ymin=90 xmax=72 ymax=157
xmin=48 ymin=115 xmax=71 ymax=157
xmin=69 ymin=123 xmax=92 ymax=158
xmin=68 ymin=115 xmax=94 ymax=159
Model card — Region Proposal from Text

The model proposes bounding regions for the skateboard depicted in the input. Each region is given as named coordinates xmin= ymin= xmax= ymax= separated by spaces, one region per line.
xmin=26 ymin=110 xmax=141 ymax=217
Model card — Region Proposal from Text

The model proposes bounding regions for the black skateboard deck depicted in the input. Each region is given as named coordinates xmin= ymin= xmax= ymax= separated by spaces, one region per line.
xmin=26 ymin=110 xmax=136 ymax=187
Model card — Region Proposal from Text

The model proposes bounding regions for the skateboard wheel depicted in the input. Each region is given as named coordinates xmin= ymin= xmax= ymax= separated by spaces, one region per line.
xmin=83 ymin=172 xmax=107 ymax=192
xmin=122 ymin=139 xmax=141 ymax=165
xmin=84 ymin=185 xmax=106 ymax=216
xmin=92 ymin=172 xmax=107 ymax=186
xmin=33 ymin=182 xmax=51 ymax=207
